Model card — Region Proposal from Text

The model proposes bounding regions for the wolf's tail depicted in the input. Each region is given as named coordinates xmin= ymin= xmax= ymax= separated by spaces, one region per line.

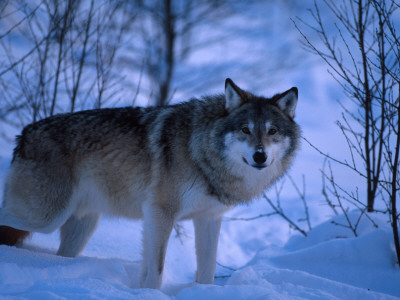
xmin=0 ymin=226 xmax=30 ymax=246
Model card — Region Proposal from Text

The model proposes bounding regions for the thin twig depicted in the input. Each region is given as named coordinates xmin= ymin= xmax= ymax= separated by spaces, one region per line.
xmin=263 ymin=192 xmax=308 ymax=237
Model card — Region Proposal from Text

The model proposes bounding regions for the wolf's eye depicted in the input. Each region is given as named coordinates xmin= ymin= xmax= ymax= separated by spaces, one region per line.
xmin=268 ymin=128 xmax=277 ymax=135
xmin=241 ymin=126 xmax=251 ymax=135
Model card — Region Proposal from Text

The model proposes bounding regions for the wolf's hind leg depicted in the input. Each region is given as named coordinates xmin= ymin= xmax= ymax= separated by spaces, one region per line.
xmin=193 ymin=215 xmax=222 ymax=284
xmin=57 ymin=213 xmax=100 ymax=257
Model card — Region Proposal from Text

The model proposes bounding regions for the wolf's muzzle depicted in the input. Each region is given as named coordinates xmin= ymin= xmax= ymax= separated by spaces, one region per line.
xmin=253 ymin=151 xmax=267 ymax=165
xmin=251 ymin=150 xmax=267 ymax=170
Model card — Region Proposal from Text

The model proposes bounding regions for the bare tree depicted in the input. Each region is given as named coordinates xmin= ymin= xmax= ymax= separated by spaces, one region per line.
xmin=0 ymin=0 xmax=133 ymax=129
xmin=124 ymin=0 xmax=240 ymax=106
xmin=375 ymin=0 xmax=400 ymax=264
xmin=295 ymin=0 xmax=400 ymax=263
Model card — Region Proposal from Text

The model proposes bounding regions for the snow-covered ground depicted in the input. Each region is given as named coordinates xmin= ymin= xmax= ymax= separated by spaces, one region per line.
xmin=0 ymin=205 xmax=398 ymax=299
xmin=1 ymin=1 xmax=399 ymax=299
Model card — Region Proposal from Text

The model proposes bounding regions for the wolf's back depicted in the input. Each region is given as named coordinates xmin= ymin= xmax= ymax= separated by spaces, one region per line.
xmin=12 ymin=107 xmax=154 ymax=162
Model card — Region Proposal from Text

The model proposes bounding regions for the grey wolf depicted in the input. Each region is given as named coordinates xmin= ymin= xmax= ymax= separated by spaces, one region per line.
xmin=0 ymin=79 xmax=300 ymax=289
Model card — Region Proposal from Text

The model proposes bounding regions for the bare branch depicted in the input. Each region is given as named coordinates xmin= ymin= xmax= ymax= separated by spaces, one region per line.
xmin=263 ymin=192 xmax=308 ymax=237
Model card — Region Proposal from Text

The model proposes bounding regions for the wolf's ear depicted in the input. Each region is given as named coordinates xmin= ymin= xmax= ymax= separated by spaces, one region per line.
xmin=225 ymin=78 xmax=246 ymax=111
xmin=276 ymin=87 xmax=298 ymax=119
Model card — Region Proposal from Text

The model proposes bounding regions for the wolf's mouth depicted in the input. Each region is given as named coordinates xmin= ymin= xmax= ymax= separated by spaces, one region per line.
xmin=252 ymin=164 xmax=267 ymax=170
xmin=242 ymin=157 xmax=267 ymax=170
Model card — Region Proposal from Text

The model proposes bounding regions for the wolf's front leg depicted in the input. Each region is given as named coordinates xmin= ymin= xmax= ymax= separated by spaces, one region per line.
xmin=193 ymin=215 xmax=222 ymax=284
xmin=140 ymin=202 xmax=174 ymax=289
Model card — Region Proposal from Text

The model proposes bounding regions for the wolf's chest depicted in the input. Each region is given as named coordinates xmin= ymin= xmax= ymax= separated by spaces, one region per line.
xmin=177 ymin=181 xmax=230 ymax=220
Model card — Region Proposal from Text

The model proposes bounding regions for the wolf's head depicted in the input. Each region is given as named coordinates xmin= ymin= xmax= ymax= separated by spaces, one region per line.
xmin=222 ymin=78 xmax=299 ymax=172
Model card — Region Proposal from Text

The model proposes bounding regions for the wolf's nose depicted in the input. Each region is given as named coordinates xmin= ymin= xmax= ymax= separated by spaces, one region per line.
xmin=253 ymin=151 xmax=267 ymax=164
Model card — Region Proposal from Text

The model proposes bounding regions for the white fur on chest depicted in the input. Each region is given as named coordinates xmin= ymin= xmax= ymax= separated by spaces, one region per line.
xmin=177 ymin=181 xmax=230 ymax=220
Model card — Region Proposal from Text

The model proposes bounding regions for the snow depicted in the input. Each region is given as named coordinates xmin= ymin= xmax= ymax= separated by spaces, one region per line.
xmin=0 ymin=209 xmax=398 ymax=299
